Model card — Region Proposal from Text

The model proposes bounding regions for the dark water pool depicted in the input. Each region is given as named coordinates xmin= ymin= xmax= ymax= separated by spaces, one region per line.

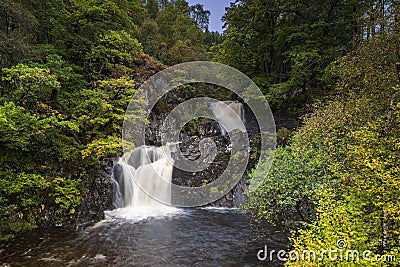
xmin=0 ymin=208 xmax=287 ymax=266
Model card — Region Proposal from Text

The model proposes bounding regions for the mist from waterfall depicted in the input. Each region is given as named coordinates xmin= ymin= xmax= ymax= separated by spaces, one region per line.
xmin=210 ymin=101 xmax=246 ymax=135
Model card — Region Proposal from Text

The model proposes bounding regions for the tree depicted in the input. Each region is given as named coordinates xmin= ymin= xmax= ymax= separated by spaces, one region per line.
xmin=204 ymin=31 xmax=224 ymax=50
xmin=246 ymin=29 xmax=400 ymax=266
xmin=215 ymin=0 xmax=366 ymax=108
xmin=190 ymin=4 xmax=210 ymax=31
xmin=48 ymin=0 xmax=146 ymax=80
xmin=0 ymin=0 xmax=38 ymax=67
xmin=146 ymin=0 xmax=159 ymax=19
xmin=1 ymin=64 xmax=60 ymax=111
xmin=138 ymin=18 xmax=165 ymax=60
xmin=155 ymin=0 xmax=207 ymax=64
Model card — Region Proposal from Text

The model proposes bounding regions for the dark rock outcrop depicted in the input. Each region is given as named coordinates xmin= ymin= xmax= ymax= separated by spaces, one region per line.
xmin=76 ymin=159 xmax=116 ymax=224
xmin=142 ymin=105 xmax=261 ymax=208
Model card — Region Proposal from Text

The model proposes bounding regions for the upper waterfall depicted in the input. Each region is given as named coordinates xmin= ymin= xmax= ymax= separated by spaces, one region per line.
xmin=210 ymin=101 xmax=246 ymax=135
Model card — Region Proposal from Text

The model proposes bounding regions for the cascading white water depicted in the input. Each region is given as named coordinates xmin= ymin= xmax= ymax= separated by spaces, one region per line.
xmin=106 ymin=143 xmax=180 ymax=220
xmin=106 ymin=101 xmax=246 ymax=220
xmin=210 ymin=101 xmax=246 ymax=135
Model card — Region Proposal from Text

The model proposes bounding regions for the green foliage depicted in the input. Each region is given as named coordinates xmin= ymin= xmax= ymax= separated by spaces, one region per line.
xmin=165 ymin=40 xmax=207 ymax=65
xmin=146 ymin=0 xmax=159 ymax=19
xmin=0 ymin=170 xmax=82 ymax=236
xmin=81 ymin=136 xmax=122 ymax=165
xmin=0 ymin=0 xmax=210 ymax=242
xmin=245 ymin=145 xmax=321 ymax=228
xmin=35 ymin=54 xmax=84 ymax=96
xmin=190 ymin=4 xmax=210 ymax=31
xmin=50 ymin=177 xmax=81 ymax=216
xmin=0 ymin=0 xmax=147 ymax=241
xmin=2 ymin=1 xmax=397 ymax=260
xmin=0 ymin=41 xmax=140 ymax=239
xmin=46 ymin=0 xmax=146 ymax=79
xmin=1 ymin=64 xmax=60 ymax=110
xmin=138 ymin=18 xmax=165 ymax=57
xmin=143 ymin=0 xmax=208 ymax=64
xmin=213 ymin=0 xmax=366 ymax=108
xmin=246 ymin=30 xmax=400 ymax=266
xmin=0 ymin=0 xmax=38 ymax=67
xmin=3 ymin=173 xmax=50 ymax=210
xmin=204 ymin=31 xmax=224 ymax=51
xmin=138 ymin=1 xmax=211 ymax=64
xmin=0 ymin=204 xmax=35 ymax=242
xmin=87 ymin=30 xmax=143 ymax=79
xmin=0 ymin=102 xmax=44 ymax=150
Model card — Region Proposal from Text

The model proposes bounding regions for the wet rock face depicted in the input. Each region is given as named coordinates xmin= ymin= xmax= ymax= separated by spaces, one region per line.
xmin=77 ymin=103 xmax=261 ymax=218
xmin=143 ymin=107 xmax=260 ymax=208
xmin=75 ymin=114 xmax=258 ymax=225
xmin=76 ymin=159 xmax=116 ymax=224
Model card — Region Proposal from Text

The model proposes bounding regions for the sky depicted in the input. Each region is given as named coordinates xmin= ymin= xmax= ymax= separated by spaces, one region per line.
xmin=187 ymin=0 xmax=233 ymax=33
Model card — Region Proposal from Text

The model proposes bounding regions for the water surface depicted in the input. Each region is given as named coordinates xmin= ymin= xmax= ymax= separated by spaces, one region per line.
xmin=0 ymin=208 xmax=287 ymax=266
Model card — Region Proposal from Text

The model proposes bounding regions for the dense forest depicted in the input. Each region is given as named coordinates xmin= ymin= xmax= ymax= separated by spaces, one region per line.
xmin=0 ymin=0 xmax=399 ymax=265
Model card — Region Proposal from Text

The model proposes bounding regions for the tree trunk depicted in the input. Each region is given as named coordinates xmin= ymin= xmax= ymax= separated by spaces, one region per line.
xmin=51 ymin=88 xmax=59 ymax=102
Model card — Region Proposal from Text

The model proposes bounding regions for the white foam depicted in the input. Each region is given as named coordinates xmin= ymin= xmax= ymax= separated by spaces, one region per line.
xmin=200 ymin=207 xmax=239 ymax=213
xmin=104 ymin=206 xmax=182 ymax=222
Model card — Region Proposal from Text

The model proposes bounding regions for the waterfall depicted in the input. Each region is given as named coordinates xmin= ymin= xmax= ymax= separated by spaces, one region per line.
xmin=105 ymin=143 xmax=179 ymax=220
xmin=105 ymin=100 xmax=247 ymax=220
xmin=210 ymin=101 xmax=246 ymax=135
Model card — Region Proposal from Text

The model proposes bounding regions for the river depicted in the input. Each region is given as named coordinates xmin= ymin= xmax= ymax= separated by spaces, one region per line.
xmin=0 ymin=208 xmax=287 ymax=266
